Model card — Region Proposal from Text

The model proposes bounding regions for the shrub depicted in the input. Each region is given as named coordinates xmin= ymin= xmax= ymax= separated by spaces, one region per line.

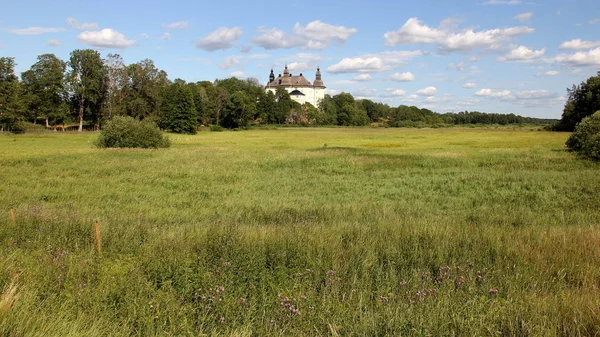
xmin=209 ymin=125 xmax=224 ymax=132
xmin=10 ymin=122 xmax=45 ymax=134
xmin=95 ymin=116 xmax=170 ymax=149
xmin=566 ymin=111 xmax=600 ymax=161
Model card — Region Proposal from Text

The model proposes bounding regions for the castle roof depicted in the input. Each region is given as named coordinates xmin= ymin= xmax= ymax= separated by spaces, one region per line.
xmin=265 ymin=65 xmax=324 ymax=89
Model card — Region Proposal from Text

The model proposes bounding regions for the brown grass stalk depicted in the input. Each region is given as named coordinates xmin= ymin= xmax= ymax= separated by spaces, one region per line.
xmin=94 ymin=222 xmax=102 ymax=256
xmin=10 ymin=208 xmax=16 ymax=226
xmin=0 ymin=277 xmax=20 ymax=314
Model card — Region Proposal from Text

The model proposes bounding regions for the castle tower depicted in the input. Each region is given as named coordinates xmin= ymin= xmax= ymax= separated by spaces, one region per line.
xmin=313 ymin=67 xmax=324 ymax=88
xmin=269 ymin=69 xmax=275 ymax=82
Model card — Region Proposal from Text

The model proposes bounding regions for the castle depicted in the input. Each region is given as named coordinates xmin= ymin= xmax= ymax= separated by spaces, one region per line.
xmin=265 ymin=66 xmax=326 ymax=107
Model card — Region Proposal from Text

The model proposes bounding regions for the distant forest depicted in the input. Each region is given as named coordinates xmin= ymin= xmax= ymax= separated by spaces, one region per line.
xmin=0 ymin=50 xmax=557 ymax=134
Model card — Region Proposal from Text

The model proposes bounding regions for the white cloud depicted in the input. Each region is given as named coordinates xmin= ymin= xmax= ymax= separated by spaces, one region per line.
xmin=327 ymin=50 xmax=423 ymax=73
xmin=219 ymin=56 xmax=241 ymax=69
xmin=387 ymin=72 xmax=416 ymax=81
xmin=162 ymin=21 xmax=189 ymax=30
xmin=554 ymin=47 xmax=600 ymax=66
xmin=252 ymin=20 xmax=357 ymax=50
xmin=11 ymin=27 xmax=66 ymax=35
xmin=475 ymin=88 xmax=512 ymax=97
xmin=447 ymin=62 xmax=467 ymax=71
xmin=47 ymin=39 xmax=61 ymax=46
xmin=77 ymin=28 xmax=135 ymax=49
xmin=287 ymin=62 xmax=313 ymax=72
xmin=354 ymin=88 xmax=377 ymax=98
xmin=353 ymin=74 xmax=372 ymax=82
xmin=230 ymin=71 xmax=245 ymax=78
xmin=384 ymin=17 xmax=534 ymax=53
xmin=66 ymin=17 xmax=98 ymax=30
xmin=497 ymin=45 xmax=545 ymax=62
xmin=417 ymin=86 xmax=438 ymax=96
xmin=293 ymin=20 xmax=357 ymax=44
xmin=590 ymin=18 xmax=600 ymax=25
xmin=389 ymin=89 xmax=407 ymax=96
xmin=463 ymin=82 xmax=477 ymax=88
xmin=559 ymin=39 xmax=600 ymax=50
xmin=157 ymin=32 xmax=171 ymax=41
xmin=140 ymin=33 xmax=149 ymax=39
xmin=535 ymin=70 xmax=559 ymax=77
xmin=514 ymin=12 xmax=533 ymax=22
xmin=196 ymin=27 xmax=243 ymax=51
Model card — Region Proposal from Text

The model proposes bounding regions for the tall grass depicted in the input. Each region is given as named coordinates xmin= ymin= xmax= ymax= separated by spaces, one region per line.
xmin=0 ymin=128 xmax=599 ymax=336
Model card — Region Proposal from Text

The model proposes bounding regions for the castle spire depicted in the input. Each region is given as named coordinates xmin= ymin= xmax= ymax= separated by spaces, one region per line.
xmin=313 ymin=66 xmax=324 ymax=87
xmin=269 ymin=68 xmax=275 ymax=82
xmin=283 ymin=65 xmax=289 ymax=76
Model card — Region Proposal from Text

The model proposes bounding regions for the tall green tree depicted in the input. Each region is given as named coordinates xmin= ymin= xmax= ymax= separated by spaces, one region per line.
xmin=317 ymin=94 xmax=338 ymax=125
xmin=20 ymin=54 xmax=66 ymax=127
xmin=556 ymin=72 xmax=600 ymax=131
xmin=0 ymin=57 xmax=24 ymax=130
xmin=67 ymin=49 xmax=108 ymax=132
xmin=161 ymin=80 xmax=197 ymax=134
xmin=274 ymin=87 xmax=298 ymax=124
xmin=124 ymin=59 xmax=168 ymax=120
xmin=257 ymin=91 xmax=277 ymax=123
xmin=222 ymin=91 xmax=256 ymax=128
xmin=103 ymin=53 xmax=129 ymax=120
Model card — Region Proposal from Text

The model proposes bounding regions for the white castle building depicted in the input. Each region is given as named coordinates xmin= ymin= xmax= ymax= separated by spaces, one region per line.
xmin=265 ymin=66 xmax=326 ymax=107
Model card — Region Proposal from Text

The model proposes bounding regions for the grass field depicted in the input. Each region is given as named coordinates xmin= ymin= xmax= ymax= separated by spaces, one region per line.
xmin=1 ymin=127 xmax=600 ymax=336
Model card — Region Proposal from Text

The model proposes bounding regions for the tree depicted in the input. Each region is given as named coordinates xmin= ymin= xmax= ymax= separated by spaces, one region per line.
xmin=256 ymin=91 xmax=277 ymax=124
xmin=103 ymin=53 xmax=129 ymax=120
xmin=124 ymin=59 xmax=168 ymax=120
xmin=20 ymin=54 xmax=66 ymax=127
xmin=274 ymin=87 xmax=298 ymax=124
xmin=0 ymin=57 xmax=24 ymax=131
xmin=317 ymin=94 xmax=338 ymax=125
xmin=222 ymin=91 xmax=256 ymax=128
xmin=67 ymin=49 xmax=108 ymax=132
xmin=566 ymin=111 xmax=600 ymax=161
xmin=161 ymin=80 xmax=197 ymax=134
xmin=556 ymin=72 xmax=600 ymax=131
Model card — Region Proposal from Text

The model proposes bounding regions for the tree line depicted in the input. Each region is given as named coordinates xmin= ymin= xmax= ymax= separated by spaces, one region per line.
xmin=1 ymin=50 xmax=557 ymax=134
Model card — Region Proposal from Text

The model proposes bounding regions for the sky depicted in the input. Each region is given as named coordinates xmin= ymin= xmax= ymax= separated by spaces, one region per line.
xmin=1 ymin=0 xmax=599 ymax=119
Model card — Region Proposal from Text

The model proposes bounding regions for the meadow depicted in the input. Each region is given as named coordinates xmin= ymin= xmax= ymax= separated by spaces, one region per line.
xmin=1 ymin=127 xmax=599 ymax=336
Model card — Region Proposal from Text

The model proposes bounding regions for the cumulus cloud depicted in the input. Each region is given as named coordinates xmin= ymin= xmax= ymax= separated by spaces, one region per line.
xmin=514 ymin=12 xmax=533 ymax=22
xmin=157 ymin=32 xmax=171 ymax=41
xmin=47 ymin=39 xmax=61 ymax=46
xmin=384 ymin=17 xmax=534 ymax=53
xmin=535 ymin=70 xmax=560 ymax=77
xmin=554 ymin=47 xmax=600 ymax=66
xmin=417 ymin=86 xmax=438 ymax=96
xmin=388 ymin=89 xmax=407 ymax=96
xmin=66 ymin=17 xmax=98 ymax=30
xmin=387 ymin=72 xmax=416 ymax=81
xmin=354 ymin=88 xmax=377 ymax=98
xmin=497 ymin=45 xmax=545 ymax=62
xmin=162 ymin=21 xmax=189 ymax=30
xmin=590 ymin=18 xmax=600 ymax=25
xmin=559 ymin=39 xmax=600 ymax=50
xmin=252 ymin=20 xmax=357 ymax=50
xmin=218 ymin=56 xmax=241 ymax=69
xmin=463 ymin=82 xmax=477 ymax=88
xmin=196 ymin=27 xmax=243 ymax=51
xmin=11 ymin=27 xmax=66 ymax=35
xmin=475 ymin=88 xmax=561 ymax=107
xmin=476 ymin=88 xmax=512 ymax=97
xmin=230 ymin=71 xmax=245 ymax=78
xmin=353 ymin=74 xmax=372 ymax=82
xmin=78 ymin=29 xmax=135 ymax=48
xmin=327 ymin=50 xmax=424 ymax=73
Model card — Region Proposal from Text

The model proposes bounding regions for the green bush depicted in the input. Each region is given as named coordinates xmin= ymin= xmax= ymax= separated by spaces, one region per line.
xmin=566 ymin=111 xmax=600 ymax=161
xmin=10 ymin=122 xmax=45 ymax=134
xmin=95 ymin=116 xmax=171 ymax=149
xmin=209 ymin=125 xmax=224 ymax=132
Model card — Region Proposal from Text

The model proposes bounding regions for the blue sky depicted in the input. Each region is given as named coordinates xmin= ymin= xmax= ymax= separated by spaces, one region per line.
xmin=1 ymin=0 xmax=599 ymax=118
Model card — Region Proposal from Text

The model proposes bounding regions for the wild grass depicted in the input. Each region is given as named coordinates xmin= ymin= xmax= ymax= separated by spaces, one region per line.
xmin=1 ymin=127 xmax=599 ymax=336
